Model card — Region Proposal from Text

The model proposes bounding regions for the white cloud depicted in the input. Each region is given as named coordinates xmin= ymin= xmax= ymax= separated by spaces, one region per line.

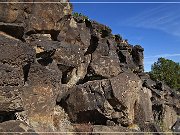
xmin=122 ymin=4 xmax=180 ymax=37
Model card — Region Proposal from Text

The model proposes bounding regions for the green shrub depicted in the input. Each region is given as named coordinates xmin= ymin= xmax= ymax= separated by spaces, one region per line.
xmin=72 ymin=12 xmax=89 ymax=20
xmin=149 ymin=57 xmax=180 ymax=91
xmin=115 ymin=34 xmax=122 ymax=41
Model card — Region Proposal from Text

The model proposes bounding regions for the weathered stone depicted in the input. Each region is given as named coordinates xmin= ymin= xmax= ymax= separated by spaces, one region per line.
xmin=110 ymin=72 xmax=142 ymax=124
xmin=140 ymin=88 xmax=154 ymax=123
xmin=53 ymin=105 xmax=74 ymax=132
xmin=0 ymin=0 xmax=72 ymax=32
xmin=0 ymin=87 xmax=23 ymax=112
xmin=0 ymin=63 xmax=24 ymax=113
xmin=27 ymin=0 xmax=72 ymax=32
xmin=61 ymin=83 xmax=101 ymax=121
xmin=92 ymin=125 xmax=136 ymax=135
xmin=21 ymin=63 xmax=62 ymax=131
xmin=94 ymin=38 xmax=110 ymax=56
xmin=53 ymin=43 xmax=85 ymax=68
xmin=26 ymin=34 xmax=59 ymax=52
xmin=91 ymin=21 xmax=112 ymax=38
xmin=162 ymin=105 xmax=177 ymax=131
xmin=134 ymin=87 xmax=154 ymax=131
xmin=0 ymin=0 xmax=25 ymax=23
xmin=0 ymin=0 xmax=179 ymax=133
xmin=90 ymin=54 xmax=122 ymax=78
xmin=60 ymin=80 xmax=117 ymax=124
xmin=0 ymin=33 xmax=35 ymax=67
xmin=57 ymin=19 xmax=91 ymax=51
xmin=79 ymin=23 xmax=91 ymax=48
xmin=132 ymin=45 xmax=144 ymax=72
xmin=0 ymin=120 xmax=38 ymax=135
xmin=59 ymin=78 xmax=139 ymax=127
xmin=25 ymin=63 xmax=61 ymax=87
xmin=73 ymin=123 xmax=93 ymax=134
xmin=66 ymin=57 xmax=90 ymax=87
xmin=115 ymin=43 xmax=143 ymax=72
xmin=171 ymin=117 xmax=180 ymax=132
xmin=0 ymin=64 xmax=24 ymax=87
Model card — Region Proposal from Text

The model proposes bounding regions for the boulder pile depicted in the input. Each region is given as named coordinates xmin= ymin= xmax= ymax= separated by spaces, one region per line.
xmin=0 ymin=0 xmax=179 ymax=134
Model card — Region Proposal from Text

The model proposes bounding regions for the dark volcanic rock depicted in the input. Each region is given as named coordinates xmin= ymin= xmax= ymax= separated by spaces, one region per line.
xmin=0 ymin=0 xmax=72 ymax=33
xmin=26 ymin=0 xmax=72 ymax=32
xmin=57 ymin=19 xmax=91 ymax=51
xmin=0 ymin=86 xmax=23 ymax=113
xmin=92 ymin=125 xmax=137 ymax=135
xmin=132 ymin=45 xmax=144 ymax=72
xmin=21 ymin=63 xmax=61 ymax=129
xmin=172 ymin=118 xmax=180 ymax=133
xmin=0 ymin=22 xmax=24 ymax=40
xmin=0 ymin=0 xmax=25 ymax=23
xmin=0 ymin=64 xmax=24 ymax=87
xmin=110 ymin=72 xmax=142 ymax=124
xmin=0 ymin=33 xmax=35 ymax=67
xmin=0 ymin=0 xmax=179 ymax=134
xmin=59 ymin=81 xmax=108 ymax=124
xmin=0 ymin=120 xmax=38 ymax=135
xmin=53 ymin=43 xmax=85 ymax=68
xmin=90 ymin=54 xmax=122 ymax=78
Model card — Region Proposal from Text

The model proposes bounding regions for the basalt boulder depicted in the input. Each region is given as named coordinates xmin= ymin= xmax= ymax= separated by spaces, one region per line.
xmin=21 ymin=63 xmax=64 ymax=131
xmin=0 ymin=33 xmax=35 ymax=67
xmin=0 ymin=120 xmax=38 ymax=135
xmin=0 ymin=0 xmax=72 ymax=33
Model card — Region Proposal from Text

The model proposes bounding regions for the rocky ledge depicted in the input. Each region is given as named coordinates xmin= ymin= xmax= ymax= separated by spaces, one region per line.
xmin=0 ymin=0 xmax=179 ymax=134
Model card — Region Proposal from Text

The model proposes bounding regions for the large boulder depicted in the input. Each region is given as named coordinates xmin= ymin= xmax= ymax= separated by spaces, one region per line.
xmin=57 ymin=19 xmax=91 ymax=51
xmin=0 ymin=33 xmax=32 ymax=115
xmin=134 ymin=87 xmax=154 ymax=131
xmin=110 ymin=72 xmax=142 ymax=123
xmin=90 ymin=54 xmax=122 ymax=78
xmin=0 ymin=32 xmax=35 ymax=67
xmin=58 ymin=72 xmax=148 ymax=127
xmin=26 ymin=0 xmax=72 ymax=32
xmin=91 ymin=21 xmax=112 ymax=38
xmin=59 ymin=80 xmax=109 ymax=124
xmin=132 ymin=45 xmax=144 ymax=72
xmin=161 ymin=105 xmax=177 ymax=131
xmin=0 ymin=0 xmax=72 ymax=33
xmin=171 ymin=118 xmax=180 ymax=133
xmin=92 ymin=125 xmax=137 ymax=135
xmin=0 ymin=0 xmax=25 ymax=23
xmin=21 ymin=63 xmax=64 ymax=132
xmin=53 ymin=43 xmax=85 ymax=68
xmin=0 ymin=120 xmax=38 ymax=135
xmin=0 ymin=87 xmax=23 ymax=113
xmin=0 ymin=64 xmax=24 ymax=88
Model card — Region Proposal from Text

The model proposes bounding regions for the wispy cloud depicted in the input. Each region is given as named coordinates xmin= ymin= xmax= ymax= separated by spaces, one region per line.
xmin=145 ymin=53 xmax=180 ymax=59
xmin=122 ymin=4 xmax=180 ymax=37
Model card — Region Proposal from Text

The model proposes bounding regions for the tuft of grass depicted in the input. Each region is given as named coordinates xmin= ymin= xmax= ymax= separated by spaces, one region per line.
xmin=73 ymin=12 xmax=89 ymax=21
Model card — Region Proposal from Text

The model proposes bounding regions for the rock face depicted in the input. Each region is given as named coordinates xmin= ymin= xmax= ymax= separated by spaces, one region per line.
xmin=0 ymin=0 xmax=179 ymax=134
xmin=0 ymin=0 xmax=72 ymax=38
xmin=0 ymin=120 xmax=38 ymax=135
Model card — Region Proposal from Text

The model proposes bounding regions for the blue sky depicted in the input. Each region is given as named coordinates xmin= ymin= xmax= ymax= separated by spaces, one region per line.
xmin=70 ymin=0 xmax=180 ymax=71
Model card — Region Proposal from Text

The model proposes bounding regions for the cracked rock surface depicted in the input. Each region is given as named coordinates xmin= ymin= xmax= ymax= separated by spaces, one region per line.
xmin=0 ymin=0 xmax=179 ymax=134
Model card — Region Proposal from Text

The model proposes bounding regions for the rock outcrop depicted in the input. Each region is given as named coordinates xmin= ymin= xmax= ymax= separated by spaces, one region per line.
xmin=0 ymin=0 xmax=179 ymax=134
